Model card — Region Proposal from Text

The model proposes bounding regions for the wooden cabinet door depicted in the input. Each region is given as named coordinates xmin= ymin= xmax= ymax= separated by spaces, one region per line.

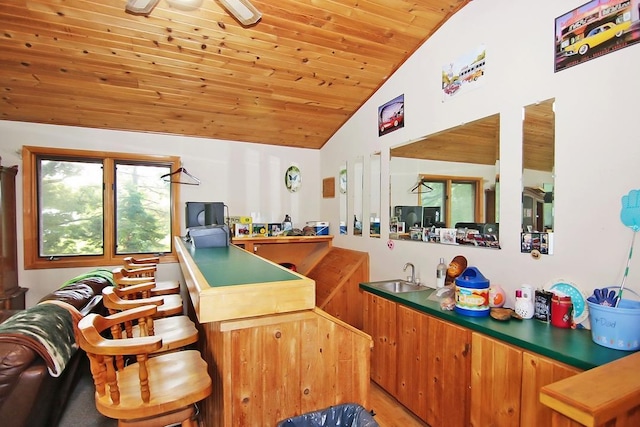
xmin=395 ymin=306 xmax=471 ymax=427
xmin=520 ymin=352 xmax=581 ymax=427
xmin=396 ymin=305 xmax=430 ymax=420
xmin=363 ymin=292 xmax=397 ymax=394
xmin=471 ymin=333 xmax=523 ymax=427
xmin=425 ymin=316 xmax=471 ymax=427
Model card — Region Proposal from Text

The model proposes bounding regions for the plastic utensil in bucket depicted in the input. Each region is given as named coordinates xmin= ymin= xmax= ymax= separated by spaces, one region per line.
xmin=587 ymin=299 xmax=640 ymax=351
xmin=597 ymin=286 xmax=640 ymax=300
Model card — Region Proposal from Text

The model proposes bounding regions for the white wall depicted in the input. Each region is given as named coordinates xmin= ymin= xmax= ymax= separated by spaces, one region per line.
xmin=321 ymin=0 xmax=640 ymax=307
xmin=2 ymin=0 xmax=639 ymax=310
xmin=0 ymin=122 xmax=320 ymax=305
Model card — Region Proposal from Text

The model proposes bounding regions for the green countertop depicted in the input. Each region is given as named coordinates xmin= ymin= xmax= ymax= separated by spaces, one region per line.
xmin=360 ymin=282 xmax=633 ymax=370
xmin=176 ymin=237 xmax=316 ymax=323
xmin=184 ymin=240 xmax=300 ymax=287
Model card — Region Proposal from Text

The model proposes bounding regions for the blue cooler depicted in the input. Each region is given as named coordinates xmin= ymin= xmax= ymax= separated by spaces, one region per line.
xmin=306 ymin=221 xmax=329 ymax=235
xmin=454 ymin=267 xmax=490 ymax=317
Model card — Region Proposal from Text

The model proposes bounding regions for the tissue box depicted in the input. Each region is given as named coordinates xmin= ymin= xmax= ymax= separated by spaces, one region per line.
xmin=306 ymin=221 xmax=329 ymax=235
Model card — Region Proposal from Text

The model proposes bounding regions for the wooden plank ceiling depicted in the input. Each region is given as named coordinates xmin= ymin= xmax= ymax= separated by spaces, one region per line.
xmin=0 ymin=0 xmax=471 ymax=149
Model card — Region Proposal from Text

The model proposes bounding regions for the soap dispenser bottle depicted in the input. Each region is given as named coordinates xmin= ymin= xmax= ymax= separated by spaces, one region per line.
xmin=436 ymin=257 xmax=447 ymax=288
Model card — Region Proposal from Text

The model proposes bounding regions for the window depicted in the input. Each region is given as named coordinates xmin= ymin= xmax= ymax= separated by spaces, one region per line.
xmin=23 ymin=146 xmax=181 ymax=269
xmin=418 ymin=175 xmax=482 ymax=228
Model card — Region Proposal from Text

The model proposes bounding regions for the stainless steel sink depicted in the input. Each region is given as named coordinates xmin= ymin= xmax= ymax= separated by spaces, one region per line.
xmin=367 ymin=280 xmax=428 ymax=293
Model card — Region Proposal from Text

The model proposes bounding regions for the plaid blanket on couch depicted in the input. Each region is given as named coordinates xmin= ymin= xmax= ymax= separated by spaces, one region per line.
xmin=0 ymin=304 xmax=77 ymax=377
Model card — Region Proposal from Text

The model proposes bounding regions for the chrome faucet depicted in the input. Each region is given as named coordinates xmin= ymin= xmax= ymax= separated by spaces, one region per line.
xmin=403 ymin=262 xmax=416 ymax=284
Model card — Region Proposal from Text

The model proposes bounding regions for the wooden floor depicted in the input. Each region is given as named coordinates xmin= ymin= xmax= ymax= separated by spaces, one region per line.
xmin=369 ymin=381 xmax=430 ymax=427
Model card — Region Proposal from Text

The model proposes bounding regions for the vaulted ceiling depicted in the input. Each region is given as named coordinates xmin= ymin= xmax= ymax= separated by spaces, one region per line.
xmin=0 ymin=0 xmax=470 ymax=149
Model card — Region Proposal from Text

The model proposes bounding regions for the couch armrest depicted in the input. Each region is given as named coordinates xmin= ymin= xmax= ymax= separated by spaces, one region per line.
xmin=0 ymin=342 xmax=39 ymax=414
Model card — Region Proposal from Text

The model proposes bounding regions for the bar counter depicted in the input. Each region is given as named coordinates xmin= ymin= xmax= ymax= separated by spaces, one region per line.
xmin=174 ymin=237 xmax=372 ymax=427
xmin=175 ymin=237 xmax=315 ymax=323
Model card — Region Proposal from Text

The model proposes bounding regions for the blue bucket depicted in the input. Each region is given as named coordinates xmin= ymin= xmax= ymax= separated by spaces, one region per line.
xmin=587 ymin=299 xmax=640 ymax=351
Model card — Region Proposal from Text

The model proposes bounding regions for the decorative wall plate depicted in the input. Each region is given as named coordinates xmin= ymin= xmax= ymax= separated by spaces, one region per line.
xmin=285 ymin=165 xmax=301 ymax=192
xmin=546 ymin=279 xmax=589 ymax=324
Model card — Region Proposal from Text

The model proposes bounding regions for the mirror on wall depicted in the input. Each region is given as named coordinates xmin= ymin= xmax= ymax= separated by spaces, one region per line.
xmin=389 ymin=113 xmax=501 ymax=249
xmin=339 ymin=163 xmax=347 ymax=235
xmin=353 ymin=156 xmax=364 ymax=236
xmin=369 ymin=152 xmax=381 ymax=238
xmin=521 ymin=98 xmax=555 ymax=255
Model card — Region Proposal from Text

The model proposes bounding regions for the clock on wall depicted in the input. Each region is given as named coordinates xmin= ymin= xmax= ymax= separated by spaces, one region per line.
xmin=285 ymin=165 xmax=301 ymax=192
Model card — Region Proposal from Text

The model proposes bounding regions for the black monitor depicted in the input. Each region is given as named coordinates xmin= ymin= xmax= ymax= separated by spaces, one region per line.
xmin=422 ymin=206 xmax=442 ymax=227
xmin=393 ymin=205 xmax=423 ymax=228
xmin=185 ymin=202 xmax=225 ymax=228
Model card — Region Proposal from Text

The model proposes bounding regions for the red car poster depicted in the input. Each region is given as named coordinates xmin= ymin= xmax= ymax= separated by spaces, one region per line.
xmin=378 ymin=94 xmax=404 ymax=137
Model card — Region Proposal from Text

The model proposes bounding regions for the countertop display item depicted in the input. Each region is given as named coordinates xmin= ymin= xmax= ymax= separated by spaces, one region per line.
xmin=514 ymin=285 xmax=535 ymax=319
xmin=436 ymin=257 xmax=447 ymax=288
xmin=584 ymin=189 xmax=640 ymax=349
xmin=547 ymin=280 xmax=588 ymax=325
xmin=445 ymin=255 xmax=468 ymax=286
xmin=489 ymin=285 xmax=506 ymax=308
xmin=454 ymin=266 xmax=490 ymax=317
xmin=285 ymin=165 xmax=301 ymax=192
xmin=490 ymin=307 xmax=521 ymax=321
xmin=534 ymin=289 xmax=553 ymax=322
xmin=587 ymin=288 xmax=619 ymax=306
xmin=282 ymin=214 xmax=293 ymax=231
xmin=551 ymin=294 xmax=573 ymax=328
xmin=587 ymin=286 xmax=640 ymax=351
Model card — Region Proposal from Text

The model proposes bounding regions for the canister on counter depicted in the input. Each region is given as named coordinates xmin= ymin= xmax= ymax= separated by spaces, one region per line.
xmin=454 ymin=267 xmax=490 ymax=317
xmin=551 ymin=294 xmax=573 ymax=328
xmin=534 ymin=289 xmax=553 ymax=322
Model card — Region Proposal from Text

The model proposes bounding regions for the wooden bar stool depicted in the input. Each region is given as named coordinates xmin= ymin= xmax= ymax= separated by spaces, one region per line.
xmin=104 ymin=294 xmax=198 ymax=355
xmin=76 ymin=306 xmax=212 ymax=427
xmin=113 ymin=266 xmax=180 ymax=297
xmin=102 ymin=285 xmax=184 ymax=318
xmin=123 ymin=256 xmax=181 ymax=295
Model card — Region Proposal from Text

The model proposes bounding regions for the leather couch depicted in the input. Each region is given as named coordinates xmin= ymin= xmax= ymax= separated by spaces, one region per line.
xmin=0 ymin=275 xmax=110 ymax=427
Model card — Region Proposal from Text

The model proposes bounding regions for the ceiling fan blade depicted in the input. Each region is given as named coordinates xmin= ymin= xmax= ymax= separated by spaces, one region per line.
xmin=166 ymin=0 xmax=204 ymax=10
xmin=125 ymin=0 xmax=160 ymax=15
xmin=218 ymin=0 xmax=262 ymax=26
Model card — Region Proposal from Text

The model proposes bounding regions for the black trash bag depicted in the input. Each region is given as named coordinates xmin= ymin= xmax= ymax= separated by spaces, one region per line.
xmin=276 ymin=403 xmax=378 ymax=427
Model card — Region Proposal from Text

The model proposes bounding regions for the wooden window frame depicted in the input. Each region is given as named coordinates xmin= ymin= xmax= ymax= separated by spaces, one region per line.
xmin=22 ymin=146 xmax=181 ymax=270
xmin=417 ymin=174 xmax=483 ymax=227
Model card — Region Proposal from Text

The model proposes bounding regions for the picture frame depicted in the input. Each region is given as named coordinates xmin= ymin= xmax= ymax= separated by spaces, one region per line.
xmin=252 ymin=223 xmax=268 ymax=237
xmin=442 ymin=44 xmax=486 ymax=101
xmin=440 ymin=228 xmax=458 ymax=245
xmin=234 ymin=223 xmax=251 ymax=237
xmin=409 ymin=228 xmax=424 ymax=241
xmin=322 ymin=177 xmax=335 ymax=198
xmin=268 ymin=223 xmax=282 ymax=236
xmin=378 ymin=94 xmax=404 ymax=136
xmin=555 ymin=1 xmax=639 ymax=73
